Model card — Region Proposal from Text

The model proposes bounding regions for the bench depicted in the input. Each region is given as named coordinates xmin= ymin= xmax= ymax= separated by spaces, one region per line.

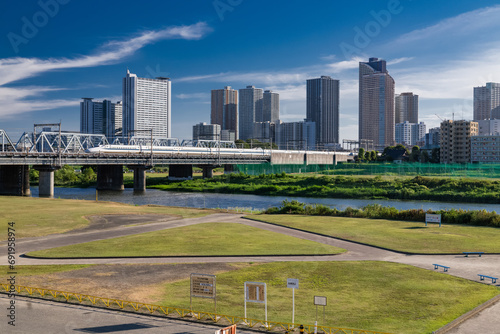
xmin=478 ymin=274 xmax=498 ymax=284
xmin=463 ymin=252 xmax=484 ymax=257
xmin=433 ymin=264 xmax=450 ymax=272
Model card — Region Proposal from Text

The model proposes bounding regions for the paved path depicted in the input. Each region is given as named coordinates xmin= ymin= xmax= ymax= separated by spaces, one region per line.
xmin=1 ymin=213 xmax=499 ymax=333
xmin=0 ymin=295 xmax=255 ymax=334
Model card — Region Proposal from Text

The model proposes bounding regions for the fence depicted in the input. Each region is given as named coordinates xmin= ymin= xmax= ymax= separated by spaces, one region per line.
xmin=1 ymin=284 xmax=392 ymax=334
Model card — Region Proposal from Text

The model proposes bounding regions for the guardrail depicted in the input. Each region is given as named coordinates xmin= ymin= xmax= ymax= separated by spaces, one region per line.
xmin=1 ymin=284 xmax=392 ymax=334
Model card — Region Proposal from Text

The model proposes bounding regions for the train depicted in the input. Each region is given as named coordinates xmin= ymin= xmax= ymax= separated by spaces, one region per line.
xmin=85 ymin=144 xmax=271 ymax=157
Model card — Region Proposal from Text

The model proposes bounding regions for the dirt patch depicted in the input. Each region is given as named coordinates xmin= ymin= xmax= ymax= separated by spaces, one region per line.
xmin=69 ymin=214 xmax=178 ymax=233
xmin=17 ymin=263 xmax=244 ymax=304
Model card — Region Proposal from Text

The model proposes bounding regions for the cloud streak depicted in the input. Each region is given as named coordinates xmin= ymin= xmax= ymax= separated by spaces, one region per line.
xmin=0 ymin=22 xmax=212 ymax=118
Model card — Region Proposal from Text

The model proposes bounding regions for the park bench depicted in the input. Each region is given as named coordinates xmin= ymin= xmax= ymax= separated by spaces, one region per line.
xmin=478 ymin=274 xmax=498 ymax=284
xmin=433 ymin=264 xmax=450 ymax=272
xmin=463 ymin=252 xmax=484 ymax=257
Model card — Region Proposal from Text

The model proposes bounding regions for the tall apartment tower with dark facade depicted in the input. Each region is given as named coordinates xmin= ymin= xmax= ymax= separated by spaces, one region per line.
xmin=395 ymin=92 xmax=418 ymax=124
xmin=211 ymin=86 xmax=238 ymax=139
xmin=306 ymin=76 xmax=339 ymax=149
xmin=262 ymin=90 xmax=279 ymax=122
xmin=359 ymin=57 xmax=395 ymax=149
xmin=239 ymin=85 xmax=263 ymax=140
xmin=474 ymin=82 xmax=500 ymax=120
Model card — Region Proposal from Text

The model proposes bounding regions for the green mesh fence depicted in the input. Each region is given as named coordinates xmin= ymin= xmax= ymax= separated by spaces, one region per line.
xmin=234 ymin=162 xmax=500 ymax=178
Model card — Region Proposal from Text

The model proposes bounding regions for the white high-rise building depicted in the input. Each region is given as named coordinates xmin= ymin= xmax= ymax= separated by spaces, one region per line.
xmin=474 ymin=82 xmax=500 ymax=120
xmin=122 ymin=70 xmax=171 ymax=138
xmin=80 ymin=98 xmax=122 ymax=139
xmin=395 ymin=121 xmax=426 ymax=147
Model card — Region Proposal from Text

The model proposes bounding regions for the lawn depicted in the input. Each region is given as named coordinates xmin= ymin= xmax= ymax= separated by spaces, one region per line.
xmin=160 ymin=261 xmax=499 ymax=334
xmin=249 ymin=214 xmax=500 ymax=253
xmin=2 ymin=262 xmax=497 ymax=334
xmin=26 ymin=223 xmax=345 ymax=258
xmin=0 ymin=196 xmax=212 ymax=240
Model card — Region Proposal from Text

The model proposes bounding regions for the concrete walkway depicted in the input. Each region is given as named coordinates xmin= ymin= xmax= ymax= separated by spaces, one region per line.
xmin=1 ymin=213 xmax=499 ymax=333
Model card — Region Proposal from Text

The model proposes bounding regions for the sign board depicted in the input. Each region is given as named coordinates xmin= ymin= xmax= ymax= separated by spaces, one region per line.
xmin=245 ymin=282 xmax=266 ymax=303
xmin=287 ymin=278 xmax=299 ymax=289
xmin=314 ymin=296 xmax=327 ymax=306
xmin=425 ymin=213 xmax=442 ymax=227
xmin=191 ymin=273 xmax=216 ymax=299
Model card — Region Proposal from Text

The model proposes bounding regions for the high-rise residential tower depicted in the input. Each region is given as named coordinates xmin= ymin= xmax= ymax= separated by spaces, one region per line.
xmin=122 ymin=70 xmax=171 ymax=138
xmin=395 ymin=92 xmax=418 ymax=124
xmin=359 ymin=57 xmax=395 ymax=149
xmin=238 ymin=85 xmax=263 ymax=140
xmin=473 ymin=82 xmax=500 ymax=120
xmin=211 ymin=86 xmax=238 ymax=139
xmin=306 ymin=76 xmax=339 ymax=149
xmin=80 ymin=98 xmax=122 ymax=139
xmin=262 ymin=90 xmax=279 ymax=123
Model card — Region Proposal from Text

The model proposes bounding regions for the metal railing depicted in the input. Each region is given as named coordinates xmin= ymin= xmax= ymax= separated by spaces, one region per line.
xmin=1 ymin=284 xmax=392 ymax=334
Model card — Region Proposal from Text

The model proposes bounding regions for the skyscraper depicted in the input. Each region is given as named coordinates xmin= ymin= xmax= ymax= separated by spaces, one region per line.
xmin=359 ymin=57 xmax=395 ymax=149
xmin=122 ymin=70 xmax=171 ymax=138
xmin=211 ymin=86 xmax=238 ymax=139
xmin=239 ymin=85 xmax=263 ymax=140
xmin=473 ymin=82 xmax=500 ymax=120
xmin=395 ymin=92 xmax=418 ymax=124
xmin=263 ymin=90 xmax=279 ymax=123
xmin=306 ymin=76 xmax=339 ymax=148
xmin=80 ymin=98 xmax=122 ymax=139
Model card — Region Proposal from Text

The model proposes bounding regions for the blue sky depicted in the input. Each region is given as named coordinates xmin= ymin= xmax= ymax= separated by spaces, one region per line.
xmin=2 ymin=0 xmax=500 ymax=141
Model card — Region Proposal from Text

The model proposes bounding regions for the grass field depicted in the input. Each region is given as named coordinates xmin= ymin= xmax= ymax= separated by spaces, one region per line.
xmin=0 ymin=196 xmax=212 ymax=240
xmin=2 ymin=262 xmax=497 ymax=334
xmin=249 ymin=214 xmax=500 ymax=253
xmin=160 ymin=261 xmax=499 ymax=334
xmin=26 ymin=223 xmax=345 ymax=258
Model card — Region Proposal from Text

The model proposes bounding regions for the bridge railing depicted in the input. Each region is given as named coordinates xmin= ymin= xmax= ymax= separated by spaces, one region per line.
xmin=1 ymin=284 xmax=392 ymax=334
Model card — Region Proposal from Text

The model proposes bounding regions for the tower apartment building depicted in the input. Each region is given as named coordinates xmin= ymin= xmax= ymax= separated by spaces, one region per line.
xmin=395 ymin=92 xmax=418 ymax=124
xmin=473 ymin=82 xmax=500 ymax=120
xmin=359 ymin=57 xmax=395 ymax=150
xmin=211 ymin=86 xmax=238 ymax=139
xmin=239 ymin=86 xmax=263 ymax=140
xmin=306 ymin=76 xmax=339 ymax=149
xmin=122 ymin=70 xmax=171 ymax=138
xmin=80 ymin=98 xmax=122 ymax=139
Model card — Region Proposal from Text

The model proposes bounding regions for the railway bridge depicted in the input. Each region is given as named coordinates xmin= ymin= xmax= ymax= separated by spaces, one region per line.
xmin=0 ymin=129 xmax=352 ymax=197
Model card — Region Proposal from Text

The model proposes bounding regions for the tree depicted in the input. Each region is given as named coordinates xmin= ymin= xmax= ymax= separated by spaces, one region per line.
xmin=431 ymin=148 xmax=440 ymax=163
xmin=358 ymin=148 xmax=365 ymax=162
xmin=410 ymin=145 xmax=421 ymax=162
xmin=421 ymin=150 xmax=430 ymax=163
xmin=365 ymin=151 xmax=371 ymax=161
xmin=370 ymin=150 xmax=377 ymax=161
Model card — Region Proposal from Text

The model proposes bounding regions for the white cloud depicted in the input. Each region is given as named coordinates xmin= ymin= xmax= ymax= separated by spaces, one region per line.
xmin=175 ymin=92 xmax=210 ymax=100
xmin=0 ymin=22 xmax=212 ymax=118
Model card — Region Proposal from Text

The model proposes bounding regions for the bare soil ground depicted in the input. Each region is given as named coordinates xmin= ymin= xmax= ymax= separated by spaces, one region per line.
xmin=16 ymin=263 xmax=242 ymax=304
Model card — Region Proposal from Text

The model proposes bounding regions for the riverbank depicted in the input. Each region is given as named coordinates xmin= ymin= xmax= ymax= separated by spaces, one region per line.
xmin=150 ymin=173 xmax=500 ymax=204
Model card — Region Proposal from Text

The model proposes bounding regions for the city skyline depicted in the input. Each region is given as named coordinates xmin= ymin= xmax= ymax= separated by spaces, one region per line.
xmin=2 ymin=1 xmax=500 ymax=140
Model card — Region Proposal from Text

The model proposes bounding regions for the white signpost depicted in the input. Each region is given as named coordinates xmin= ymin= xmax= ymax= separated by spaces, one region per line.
xmin=314 ymin=296 xmax=327 ymax=325
xmin=425 ymin=213 xmax=442 ymax=227
xmin=287 ymin=278 xmax=299 ymax=324
xmin=244 ymin=281 xmax=267 ymax=324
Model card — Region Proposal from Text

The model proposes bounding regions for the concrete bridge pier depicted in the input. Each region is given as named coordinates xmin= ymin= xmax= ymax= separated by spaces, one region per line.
xmin=33 ymin=166 xmax=59 ymax=197
xmin=200 ymin=165 xmax=216 ymax=179
xmin=128 ymin=166 xmax=149 ymax=192
xmin=0 ymin=165 xmax=30 ymax=196
xmin=169 ymin=164 xmax=192 ymax=180
xmin=97 ymin=165 xmax=124 ymax=191
xmin=224 ymin=164 xmax=234 ymax=174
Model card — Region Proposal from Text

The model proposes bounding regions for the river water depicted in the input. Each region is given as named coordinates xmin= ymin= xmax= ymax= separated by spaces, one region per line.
xmin=29 ymin=187 xmax=500 ymax=212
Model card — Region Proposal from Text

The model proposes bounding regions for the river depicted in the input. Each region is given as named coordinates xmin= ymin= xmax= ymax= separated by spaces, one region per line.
xmin=29 ymin=187 xmax=500 ymax=212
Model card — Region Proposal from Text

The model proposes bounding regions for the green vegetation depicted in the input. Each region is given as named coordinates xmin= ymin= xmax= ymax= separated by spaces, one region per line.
xmin=151 ymin=173 xmax=500 ymax=204
xmin=0 ymin=265 xmax=92 ymax=280
xmin=264 ymin=200 xmax=500 ymax=228
xmin=161 ymin=261 xmax=499 ymax=334
xmin=0 ymin=196 xmax=211 ymax=240
xmin=250 ymin=214 xmax=500 ymax=253
xmin=27 ymin=223 xmax=344 ymax=258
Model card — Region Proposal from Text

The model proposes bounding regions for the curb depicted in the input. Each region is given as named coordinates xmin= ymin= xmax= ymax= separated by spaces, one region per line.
xmin=432 ymin=294 xmax=500 ymax=333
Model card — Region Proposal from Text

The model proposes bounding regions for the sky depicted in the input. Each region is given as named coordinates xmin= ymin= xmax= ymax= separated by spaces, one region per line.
xmin=2 ymin=0 xmax=500 ymax=142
